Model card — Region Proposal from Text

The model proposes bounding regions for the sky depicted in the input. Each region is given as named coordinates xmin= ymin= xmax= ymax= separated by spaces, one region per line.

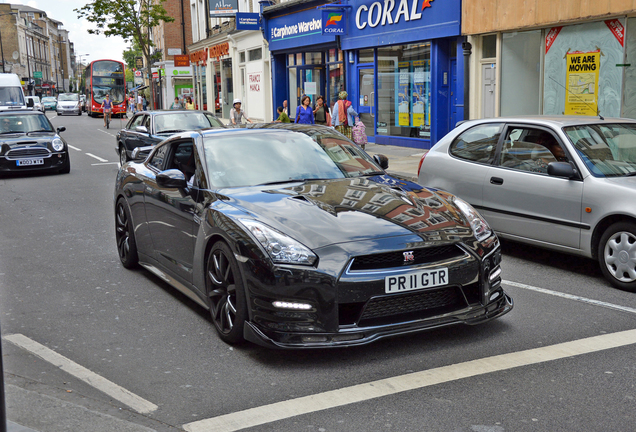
xmin=5 ymin=0 xmax=129 ymax=65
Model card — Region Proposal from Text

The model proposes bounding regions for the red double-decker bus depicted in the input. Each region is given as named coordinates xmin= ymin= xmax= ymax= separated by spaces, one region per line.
xmin=83 ymin=59 xmax=127 ymax=117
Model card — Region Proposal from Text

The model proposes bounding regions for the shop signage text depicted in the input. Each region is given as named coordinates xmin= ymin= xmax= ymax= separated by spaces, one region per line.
xmin=355 ymin=0 xmax=433 ymax=30
xmin=209 ymin=0 xmax=238 ymax=16
xmin=209 ymin=42 xmax=229 ymax=60
xmin=271 ymin=18 xmax=322 ymax=40
xmin=249 ymin=72 xmax=262 ymax=92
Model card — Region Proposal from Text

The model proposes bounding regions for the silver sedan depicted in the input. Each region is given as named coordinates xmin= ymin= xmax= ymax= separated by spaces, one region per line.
xmin=418 ymin=116 xmax=636 ymax=292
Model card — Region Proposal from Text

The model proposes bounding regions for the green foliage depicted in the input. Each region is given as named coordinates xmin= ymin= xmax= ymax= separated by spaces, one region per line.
xmin=123 ymin=42 xmax=143 ymax=70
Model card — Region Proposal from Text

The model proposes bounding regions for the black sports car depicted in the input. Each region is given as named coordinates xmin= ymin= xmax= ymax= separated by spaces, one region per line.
xmin=114 ymin=124 xmax=512 ymax=348
xmin=116 ymin=110 xmax=224 ymax=165
xmin=0 ymin=110 xmax=70 ymax=175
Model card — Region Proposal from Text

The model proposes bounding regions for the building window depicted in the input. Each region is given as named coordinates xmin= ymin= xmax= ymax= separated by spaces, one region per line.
xmin=240 ymin=51 xmax=246 ymax=64
xmin=482 ymin=34 xmax=497 ymax=59
xmin=248 ymin=48 xmax=262 ymax=61
xmin=305 ymin=52 xmax=322 ymax=65
xmin=377 ymin=43 xmax=431 ymax=139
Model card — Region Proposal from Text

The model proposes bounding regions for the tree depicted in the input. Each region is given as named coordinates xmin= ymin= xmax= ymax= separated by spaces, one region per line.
xmin=75 ymin=0 xmax=175 ymax=109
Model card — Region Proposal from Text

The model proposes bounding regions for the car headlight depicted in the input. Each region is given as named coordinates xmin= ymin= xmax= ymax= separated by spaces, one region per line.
xmin=453 ymin=197 xmax=492 ymax=242
xmin=239 ymin=219 xmax=317 ymax=265
xmin=52 ymin=138 xmax=64 ymax=152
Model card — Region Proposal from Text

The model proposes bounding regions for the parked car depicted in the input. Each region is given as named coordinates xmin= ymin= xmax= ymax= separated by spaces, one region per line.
xmin=0 ymin=110 xmax=69 ymax=175
xmin=115 ymin=110 xmax=224 ymax=165
xmin=41 ymin=96 xmax=57 ymax=111
xmin=25 ymin=96 xmax=44 ymax=113
xmin=56 ymin=93 xmax=81 ymax=116
xmin=114 ymin=124 xmax=512 ymax=348
xmin=418 ymin=115 xmax=636 ymax=292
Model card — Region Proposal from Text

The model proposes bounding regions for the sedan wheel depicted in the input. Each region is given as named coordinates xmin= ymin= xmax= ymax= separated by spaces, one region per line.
xmin=206 ymin=242 xmax=247 ymax=344
xmin=115 ymin=199 xmax=139 ymax=269
xmin=119 ymin=146 xmax=129 ymax=166
xmin=599 ymin=222 xmax=636 ymax=292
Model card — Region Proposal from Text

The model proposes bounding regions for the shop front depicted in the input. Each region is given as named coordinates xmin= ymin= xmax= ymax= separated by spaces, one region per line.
xmin=263 ymin=0 xmax=464 ymax=148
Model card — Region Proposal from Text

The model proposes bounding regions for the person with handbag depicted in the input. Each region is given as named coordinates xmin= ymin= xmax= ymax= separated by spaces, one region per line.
xmin=331 ymin=91 xmax=358 ymax=139
xmin=313 ymin=95 xmax=331 ymax=126
xmin=295 ymin=95 xmax=315 ymax=124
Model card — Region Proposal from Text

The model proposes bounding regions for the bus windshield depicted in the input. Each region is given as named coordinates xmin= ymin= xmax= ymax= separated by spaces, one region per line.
xmin=91 ymin=60 xmax=125 ymax=105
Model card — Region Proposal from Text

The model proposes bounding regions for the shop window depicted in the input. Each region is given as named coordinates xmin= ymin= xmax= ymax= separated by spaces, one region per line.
xmin=377 ymin=44 xmax=431 ymax=139
xmin=500 ymin=30 xmax=541 ymax=116
xmin=306 ymin=52 xmax=322 ymax=65
xmin=248 ymin=48 xmax=262 ymax=61
xmin=328 ymin=63 xmax=344 ymax=111
xmin=240 ymin=51 xmax=246 ymax=64
xmin=328 ymin=49 xmax=343 ymax=63
xmin=296 ymin=53 xmax=303 ymax=65
xmin=482 ymin=35 xmax=497 ymax=59
xmin=359 ymin=49 xmax=374 ymax=64
xmin=288 ymin=53 xmax=294 ymax=66
xmin=449 ymin=123 xmax=502 ymax=163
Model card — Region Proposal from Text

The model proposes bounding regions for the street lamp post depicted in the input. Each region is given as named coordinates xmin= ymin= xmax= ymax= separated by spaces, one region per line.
xmin=77 ymin=53 xmax=89 ymax=93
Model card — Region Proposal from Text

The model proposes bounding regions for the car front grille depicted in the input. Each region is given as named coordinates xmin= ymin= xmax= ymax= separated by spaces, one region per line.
xmin=7 ymin=147 xmax=50 ymax=157
xmin=349 ymin=244 xmax=464 ymax=271
xmin=356 ymin=286 xmax=464 ymax=327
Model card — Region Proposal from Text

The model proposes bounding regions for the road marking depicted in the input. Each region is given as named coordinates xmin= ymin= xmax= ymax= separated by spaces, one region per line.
xmin=503 ymin=280 xmax=636 ymax=314
xmin=67 ymin=145 xmax=81 ymax=151
xmin=85 ymin=153 xmax=108 ymax=163
xmin=98 ymin=129 xmax=117 ymax=138
xmin=182 ymin=329 xmax=636 ymax=432
xmin=4 ymin=334 xmax=158 ymax=414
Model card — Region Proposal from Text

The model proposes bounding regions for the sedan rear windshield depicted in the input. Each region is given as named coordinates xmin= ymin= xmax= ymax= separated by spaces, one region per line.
xmin=564 ymin=123 xmax=636 ymax=177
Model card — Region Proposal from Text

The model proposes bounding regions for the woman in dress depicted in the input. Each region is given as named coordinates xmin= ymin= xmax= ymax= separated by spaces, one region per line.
xmin=295 ymin=95 xmax=314 ymax=124
xmin=331 ymin=91 xmax=358 ymax=139
xmin=185 ymin=96 xmax=195 ymax=110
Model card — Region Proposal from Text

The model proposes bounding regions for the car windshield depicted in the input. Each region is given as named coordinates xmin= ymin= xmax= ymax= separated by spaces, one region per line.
xmin=42 ymin=97 xmax=55 ymax=102
xmin=0 ymin=87 xmax=25 ymax=107
xmin=564 ymin=123 xmax=636 ymax=177
xmin=0 ymin=114 xmax=54 ymax=133
xmin=58 ymin=94 xmax=79 ymax=101
xmin=202 ymin=129 xmax=383 ymax=188
xmin=154 ymin=112 xmax=224 ymax=134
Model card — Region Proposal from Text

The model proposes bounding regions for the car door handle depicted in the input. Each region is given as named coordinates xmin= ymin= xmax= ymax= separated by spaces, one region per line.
xmin=490 ymin=177 xmax=504 ymax=185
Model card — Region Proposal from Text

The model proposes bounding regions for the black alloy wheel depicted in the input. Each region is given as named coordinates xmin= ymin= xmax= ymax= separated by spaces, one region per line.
xmin=599 ymin=222 xmax=636 ymax=292
xmin=115 ymin=198 xmax=139 ymax=269
xmin=119 ymin=146 xmax=129 ymax=166
xmin=206 ymin=242 xmax=247 ymax=344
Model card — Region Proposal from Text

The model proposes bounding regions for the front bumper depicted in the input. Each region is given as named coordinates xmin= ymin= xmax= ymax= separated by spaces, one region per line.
xmin=57 ymin=107 xmax=80 ymax=115
xmin=0 ymin=152 xmax=69 ymax=173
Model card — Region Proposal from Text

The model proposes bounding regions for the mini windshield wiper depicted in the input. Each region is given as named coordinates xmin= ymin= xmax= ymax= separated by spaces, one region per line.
xmin=362 ymin=171 xmax=386 ymax=176
xmin=27 ymin=130 xmax=53 ymax=134
xmin=257 ymin=178 xmax=333 ymax=186
xmin=0 ymin=131 xmax=22 ymax=134
xmin=625 ymin=171 xmax=636 ymax=177
xmin=157 ymin=129 xmax=185 ymax=134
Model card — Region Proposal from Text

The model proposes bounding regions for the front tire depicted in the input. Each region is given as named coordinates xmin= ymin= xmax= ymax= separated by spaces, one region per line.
xmin=206 ymin=242 xmax=247 ymax=344
xmin=598 ymin=222 xmax=636 ymax=292
xmin=115 ymin=198 xmax=139 ymax=269
xmin=119 ymin=146 xmax=129 ymax=165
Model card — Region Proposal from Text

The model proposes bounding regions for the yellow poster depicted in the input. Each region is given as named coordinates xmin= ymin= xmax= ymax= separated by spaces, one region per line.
xmin=564 ymin=51 xmax=600 ymax=116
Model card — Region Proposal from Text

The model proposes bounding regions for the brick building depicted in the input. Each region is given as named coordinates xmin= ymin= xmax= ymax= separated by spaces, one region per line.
xmin=151 ymin=0 xmax=193 ymax=109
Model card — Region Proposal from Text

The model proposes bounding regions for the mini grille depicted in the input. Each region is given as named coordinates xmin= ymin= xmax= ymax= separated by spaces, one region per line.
xmin=357 ymin=287 xmax=464 ymax=326
xmin=7 ymin=148 xmax=50 ymax=157
xmin=350 ymin=244 xmax=463 ymax=271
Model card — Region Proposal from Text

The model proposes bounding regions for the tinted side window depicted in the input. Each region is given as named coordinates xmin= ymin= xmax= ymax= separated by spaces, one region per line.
xmin=449 ymin=123 xmax=502 ymax=163
xmin=127 ymin=114 xmax=145 ymax=129
xmin=149 ymin=144 xmax=168 ymax=170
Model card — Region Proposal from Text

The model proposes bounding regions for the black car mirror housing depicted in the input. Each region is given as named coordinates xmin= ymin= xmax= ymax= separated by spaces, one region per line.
xmin=373 ymin=154 xmax=389 ymax=170
xmin=157 ymin=169 xmax=188 ymax=189
xmin=547 ymin=162 xmax=576 ymax=179
xmin=57 ymin=127 xmax=66 ymax=133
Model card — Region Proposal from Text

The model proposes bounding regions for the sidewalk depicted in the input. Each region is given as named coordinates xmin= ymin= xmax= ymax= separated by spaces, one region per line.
xmin=364 ymin=142 xmax=426 ymax=181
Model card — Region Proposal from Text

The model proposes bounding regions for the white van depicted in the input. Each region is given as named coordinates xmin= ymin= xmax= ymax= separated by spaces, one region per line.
xmin=0 ymin=73 xmax=28 ymax=111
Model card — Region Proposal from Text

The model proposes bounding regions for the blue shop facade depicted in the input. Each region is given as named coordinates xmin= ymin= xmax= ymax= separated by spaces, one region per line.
xmin=262 ymin=0 xmax=465 ymax=148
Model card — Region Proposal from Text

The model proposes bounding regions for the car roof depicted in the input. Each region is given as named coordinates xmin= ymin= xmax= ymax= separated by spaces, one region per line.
xmin=197 ymin=123 xmax=342 ymax=138
xmin=463 ymin=115 xmax=636 ymax=128
xmin=133 ymin=109 xmax=218 ymax=116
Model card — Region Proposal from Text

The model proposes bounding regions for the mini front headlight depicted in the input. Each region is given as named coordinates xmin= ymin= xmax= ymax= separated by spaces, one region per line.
xmin=52 ymin=138 xmax=64 ymax=152
xmin=453 ymin=197 xmax=493 ymax=242
xmin=239 ymin=219 xmax=317 ymax=265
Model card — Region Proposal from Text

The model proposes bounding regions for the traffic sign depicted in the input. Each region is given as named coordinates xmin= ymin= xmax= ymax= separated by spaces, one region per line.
xmin=33 ymin=71 xmax=42 ymax=79
xmin=134 ymin=70 xmax=142 ymax=77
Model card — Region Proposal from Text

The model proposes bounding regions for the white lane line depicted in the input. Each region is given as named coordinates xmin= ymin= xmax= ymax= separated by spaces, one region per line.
xmin=98 ymin=129 xmax=116 ymax=137
xmin=182 ymin=329 xmax=636 ymax=432
xmin=91 ymin=162 xmax=120 ymax=166
xmin=3 ymin=334 xmax=158 ymax=414
xmin=67 ymin=145 xmax=82 ymax=151
xmin=503 ymin=280 xmax=636 ymax=314
xmin=85 ymin=153 xmax=108 ymax=163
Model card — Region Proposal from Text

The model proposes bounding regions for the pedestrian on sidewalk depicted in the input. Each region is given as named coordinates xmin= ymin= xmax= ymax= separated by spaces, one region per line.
xmin=295 ymin=95 xmax=314 ymax=124
xmin=274 ymin=106 xmax=291 ymax=123
xmin=313 ymin=95 xmax=331 ymax=126
xmin=331 ymin=91 xmax=358 ymax=140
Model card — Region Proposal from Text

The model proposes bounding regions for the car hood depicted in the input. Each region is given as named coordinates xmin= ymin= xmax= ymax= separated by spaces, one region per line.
xmin=218 ymin=176 xmax=473 ymax=249
xmin=0 ymin=133 xmax=57 ymax=150
xmin=602 ymin=175 xmax=636 ymax=188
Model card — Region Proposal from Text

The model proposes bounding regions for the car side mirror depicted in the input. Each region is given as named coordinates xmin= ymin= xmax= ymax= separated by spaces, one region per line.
xmin=373 ymin=154 xmax=389 ymax=170
xmin=157 ymin=169 xmax=188 ymax=189
xmin=135 ymin=125 xmax=149 ymax=134
xmin=547 ymin=162 xmax=576 ymax=179
xmin=26 ymin=99 xmax=34 ymax=108
xmin=56 ymin=127 xmax=66 ymax=133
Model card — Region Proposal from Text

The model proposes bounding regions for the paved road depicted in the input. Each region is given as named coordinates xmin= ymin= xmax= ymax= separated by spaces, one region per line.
xmin=1 ymin=113 xmax=636 ymax=431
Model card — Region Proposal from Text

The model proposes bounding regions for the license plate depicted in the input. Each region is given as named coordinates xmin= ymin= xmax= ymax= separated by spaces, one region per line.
xmin=385 ymin=268 xmax=449 ymax=294
xmin=16 ymin=158 xmax=44 ymax=166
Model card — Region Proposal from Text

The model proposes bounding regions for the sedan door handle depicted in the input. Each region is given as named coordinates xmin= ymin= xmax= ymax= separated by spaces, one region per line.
xmin=490 ymin=177 xmax=504 ymax=185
